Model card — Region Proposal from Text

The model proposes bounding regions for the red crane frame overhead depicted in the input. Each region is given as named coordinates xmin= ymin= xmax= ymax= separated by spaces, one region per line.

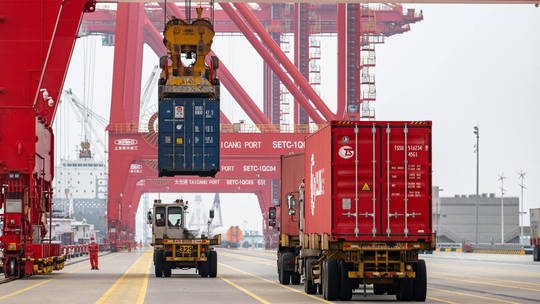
xmin=104 ymin=2 xmax=425 ymax=248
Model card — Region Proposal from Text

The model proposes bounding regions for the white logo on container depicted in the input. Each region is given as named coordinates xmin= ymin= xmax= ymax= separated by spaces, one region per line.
xmin=338 ymin=146 xmax=354 ymax=159
xmin=130 ymin=164 xmax=142 ymax=170
xmin=310 ymin=154 xmax=324 ymax=216
xmin=114 ymin=139 xmax=138 ymax=146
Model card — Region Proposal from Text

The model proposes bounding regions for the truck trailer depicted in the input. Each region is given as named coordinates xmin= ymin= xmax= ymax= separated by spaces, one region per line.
xmin=531 ymin=208 xmax=540 ymax=262
xmin=271 ymin=121 xmax=434 ymax=301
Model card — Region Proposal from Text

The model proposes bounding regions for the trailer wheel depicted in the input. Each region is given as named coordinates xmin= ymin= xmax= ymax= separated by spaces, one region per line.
xmin=396 ymin=278 xmax=414 ymax=301
xmin=208 ymin=250 xmax=218 ymax=278
xmin=338 ymin=260 xmax=353 ymax=301
xmin=534 ymin=247 xmax=540 ymax=262
xmin=6 ymin=258 xmax=19 ymax=278
xmin=304 ymin=259 xmax=317 ymax=294
xmin=373 ymin=284 xmax=387 ymax=295
xmin=278 ymin=255 xmax=291 ymax=285
xmin=291 ymin=272 xmax=301 ymax=285
xmin=154 ymin=251 xmax=163 ymax=278
xmin=413 ymin=260 xmax=427 ymax=301
xmin=322 ymin=260 xmax=339 ymax=301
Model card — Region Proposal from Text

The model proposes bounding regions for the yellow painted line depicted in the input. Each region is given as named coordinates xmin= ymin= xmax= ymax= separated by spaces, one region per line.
xmin=428 ymin=261 xmax=540 ymax=278
xmin=429 ymin=287 xmax=520 ymax=304
xmin=221 ymin=249 xmax=276 ymax=258
xmin=431 ymin=270 xmax=540 ymax=288
xmin=220 ymin=251 xmax=274 ymax=266
xmin=426 ymin=296 xmax=459 ymax=304
xmin=135 ymin=253 xmax=152 ymax=304
xmin=219 ymin=262 xmax=333 ymax=304
xmin=0 ymin=254 xmax=116 ymax=301
xmin=0 ymin=279 xmax=52 ymax=301
xmin=95 ymin=250 xmax=153 ymax=304
xmin=431 ymin=273 xmax=540 ymax=292
xmin=219 ymin=276 xmax=271 ymax=304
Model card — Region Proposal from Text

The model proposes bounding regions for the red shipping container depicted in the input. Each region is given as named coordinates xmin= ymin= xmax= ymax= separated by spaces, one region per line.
xmin=304 ymin=121 xmax=432 ymax=243
xmin=279 ymin=153 xmax=305 ymax=237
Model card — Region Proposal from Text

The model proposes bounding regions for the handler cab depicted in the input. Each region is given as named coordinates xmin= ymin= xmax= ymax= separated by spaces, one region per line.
xmin=148 ymin=199 xmax=220 ymax=278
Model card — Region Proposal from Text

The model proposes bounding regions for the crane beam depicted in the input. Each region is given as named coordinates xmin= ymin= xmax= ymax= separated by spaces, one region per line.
xmin=96 ymin=0 xmax=540 ymax=4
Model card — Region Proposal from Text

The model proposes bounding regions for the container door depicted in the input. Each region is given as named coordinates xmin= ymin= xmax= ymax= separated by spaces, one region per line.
xmin=158 ymin=98 xmax=187 ymax=172
xmin=191 ymin=98 xmax=220 ymax=172
xmin=158 ymin=98 xmax=219 ymax=176
xmin=332 ymin=125 xmax=382 ymax=238
xmin=381 ymin=123 xmax=432 ymax=240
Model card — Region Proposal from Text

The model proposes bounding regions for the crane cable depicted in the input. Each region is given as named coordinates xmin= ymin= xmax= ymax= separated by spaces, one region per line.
xmin=164 ymin=0 xmax=167 ymax=29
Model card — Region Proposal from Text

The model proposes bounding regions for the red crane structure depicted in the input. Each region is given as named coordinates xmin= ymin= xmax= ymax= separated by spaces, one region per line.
xmin=85 ymin=2 xmax=423 ymax=250
xmin=0 ymin=0 xmax=538 ymax=275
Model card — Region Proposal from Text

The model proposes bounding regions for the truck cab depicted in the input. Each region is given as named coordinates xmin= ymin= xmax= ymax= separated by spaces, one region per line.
xmin=151 ymin=200 xmax=194 ymax=242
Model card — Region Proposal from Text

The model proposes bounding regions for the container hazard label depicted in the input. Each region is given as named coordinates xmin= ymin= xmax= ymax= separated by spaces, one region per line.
xmin=175 ymin=106 xmax=184 ymax=118
xmin=361 ymin=183 xmax=370 ymax=191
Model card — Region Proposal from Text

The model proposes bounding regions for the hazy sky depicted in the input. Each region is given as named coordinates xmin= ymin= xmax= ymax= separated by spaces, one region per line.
xmin=57 ymin=4 xmax=539 ymax=238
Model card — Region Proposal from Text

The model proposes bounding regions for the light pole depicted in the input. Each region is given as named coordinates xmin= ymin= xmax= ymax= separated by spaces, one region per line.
xmin=473 ymin=126 xmax=480 ymax=244
xmin=498 ymin=174 xmax=506 ymax=244
xmin=518 ymin=171 xmax=527 ymax=244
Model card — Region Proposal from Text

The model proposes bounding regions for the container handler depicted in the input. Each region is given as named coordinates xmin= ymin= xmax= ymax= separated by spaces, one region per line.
xmin=270 ymin=121 xmax=435 ymax=301
xmin=148 ymin=199 xmax=220 ymax=278
xmin=158 ymin=7 xmax=220 ymax=178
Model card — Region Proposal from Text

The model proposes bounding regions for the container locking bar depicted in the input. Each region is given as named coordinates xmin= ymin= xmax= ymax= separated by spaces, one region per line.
xmin=370 ymin=125 xmax=377 ymax=236
xmin=404 ymin=124 xmax=409 ymax=237
xmin=354 ymin=126 xmax=360 ymax=237
xmin=386 ymin=124 xmax=392 ymax=236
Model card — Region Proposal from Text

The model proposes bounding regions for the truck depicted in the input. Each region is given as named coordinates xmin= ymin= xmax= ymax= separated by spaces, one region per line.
xmin=158 ymin=7 xmax=220 ymax=177
xmin=270 ymin=121 xmax=434 ymax=301
xmin=149 ymin=199 xmax=220 ymax=278
xmin=531 ymin=208 xmax=540 ymax=262
xmin=213 ymin=226 xmax=244 ymax=248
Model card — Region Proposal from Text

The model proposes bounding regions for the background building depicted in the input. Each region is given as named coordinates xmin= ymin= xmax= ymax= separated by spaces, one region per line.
xmin=433 ymin=188 xmax=519 ymax=243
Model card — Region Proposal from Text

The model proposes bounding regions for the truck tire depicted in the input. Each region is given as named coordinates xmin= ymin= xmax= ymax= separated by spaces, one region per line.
xmin=163 ymin=265 xmax=172 ymax=278
xmin=322 ymin=260 xmax=339 ymax=301
xmin=278 ymin=255 xmax=291 ymax=285
xmin=304 ymin=259 xmax=317 ymax=294
xmin=396 ymin=278 xmax=414 ymax=301
xmin=338 ymin=260 xmax=353 ymax=301
xmin=373 ymin=284 xmax=388 ymax=295
xmin=208 ymin=250 xmax=218 ymax=278
xmin=6 ymin=258 xmax=19 ymax=278
xmin=198 ymin=261 xmax=209 ymax=277
xmin=291 ymin=272 xmax=301 ymax=285
xmin=533 ymin=247 xmax=540 ymax=262
xmin=154 ymin=251 xmax=163 ymax=278
xmin=413 ymin=260 xmax=427 ymax=301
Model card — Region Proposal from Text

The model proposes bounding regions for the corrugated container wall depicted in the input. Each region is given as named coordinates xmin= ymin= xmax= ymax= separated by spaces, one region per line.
xmin=531 ymin=208 xmax=540 ymax=243
xmin=304 ymin=121 xmax=432 ymax=243
xmin=280 ymin=153 xmax=305 ymax=237
xmin=158 ymin=97 xmax=220 ymax=177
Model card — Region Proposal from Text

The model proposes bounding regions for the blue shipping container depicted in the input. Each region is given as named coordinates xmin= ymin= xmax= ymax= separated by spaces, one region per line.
xmin=158 ymin=97 xmax=220 ymax=177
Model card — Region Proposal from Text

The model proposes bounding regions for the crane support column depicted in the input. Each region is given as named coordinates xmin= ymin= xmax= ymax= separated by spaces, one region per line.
xmin=0 ymin=0 xmax=92 ymax=278
xmin=107 ymin=3 xmax=145 ymax=251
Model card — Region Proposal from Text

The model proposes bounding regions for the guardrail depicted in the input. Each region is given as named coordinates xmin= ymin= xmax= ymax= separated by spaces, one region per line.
xmin=61 ymin=243 xmax=110 ymax=260
xmin=435 ymin=242 xmax=533 ymax=255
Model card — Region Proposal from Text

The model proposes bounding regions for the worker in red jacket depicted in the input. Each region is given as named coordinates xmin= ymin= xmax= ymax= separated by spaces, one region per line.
xmin=89 ymin=236 xmax=99 ymax=270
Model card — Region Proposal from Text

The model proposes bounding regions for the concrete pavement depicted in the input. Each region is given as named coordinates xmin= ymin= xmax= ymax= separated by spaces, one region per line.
xmin=0 ymin=248 xmax=538 ymax=303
